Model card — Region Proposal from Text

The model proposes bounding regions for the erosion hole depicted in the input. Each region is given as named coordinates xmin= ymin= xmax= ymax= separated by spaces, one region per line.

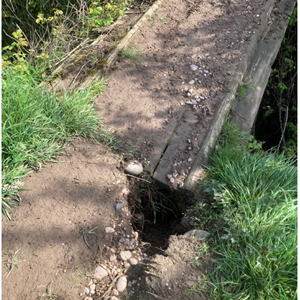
xmin=128 ymin=182 xmax=189 ymax=256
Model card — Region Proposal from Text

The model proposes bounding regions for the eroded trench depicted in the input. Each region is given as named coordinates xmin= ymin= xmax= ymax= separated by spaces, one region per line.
xmin=126 ymin=179 xmax=193 ymax=256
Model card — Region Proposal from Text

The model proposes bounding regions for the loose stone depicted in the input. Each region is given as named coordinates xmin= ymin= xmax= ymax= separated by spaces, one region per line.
xmin=119 ymin=251 xmax=132 ymax=261
xmin=178 ymin=182 xmax=184 ymax=188
xmin=129 ymin=258 xmax=138 ymax=265
xmin=124 ymin=161 xmax=143 ymax=175
xmin=204 ymin=70 xmax=209 ymax=73
xmin=187 ymin=92 xmax=191 ymax=97
xmin=84 ymin=287 xmax=89 ymax=294
xmin=187 ymin=139 xmax=191 ymax=143
xmin=90 ymin=284 xmax=96 ymax=291
xmin=110 ymin=297 xmax=120 ymax=300
xmin=188 ymin=158 xmax=192 ymax=162
xmin=93 ymin=266 xmax=108 ymax=281
xmin=116 ymin=276 xmax=127 ymax=292
xmin=112 ymin=289 xmax=119 ymax=296
xmin=170 ymin=178 xmax=175 ymax=183
xmin=173 ymin=172 xmax=177 ymax=178
xmin=191 ymin=100 xmax=197 ymax=105
xmin=184 ymin=229 xmax=210 ymax=239
xmin=190 ymin=64 xmax=198 ymax=71
xmin=110 ymin=255 xmax=117 ymax=262
xmin=188 ymin=79 xmax=195 ymax=85
xmin=167 ymin=174 xmax=173 ymax=179
xmin=198 ymin=80 xmax=202 ymax=84
xmin=205 ymin=53 xmax=210 ymax=56
xmin=115 ymin=203 xmax=123 ymax=211
xmin=105 ymin=227 xmax=115 ymax=233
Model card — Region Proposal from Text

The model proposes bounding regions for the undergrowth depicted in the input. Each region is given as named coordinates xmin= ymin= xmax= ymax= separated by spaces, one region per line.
xmin=196 ymin=118 xmax=297 ymax=299
xmin=1 ymin=65 xmax=121 ymax=219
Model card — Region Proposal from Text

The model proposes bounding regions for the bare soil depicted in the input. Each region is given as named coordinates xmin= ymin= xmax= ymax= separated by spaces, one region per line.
xmin=2 ymin=0 xmax=271 ymax=299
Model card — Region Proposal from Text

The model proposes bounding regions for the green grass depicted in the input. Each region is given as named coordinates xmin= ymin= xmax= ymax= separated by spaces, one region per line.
xmin=236 ymin=79 xmax=258 ymax=100
xmin=201 ymin=120 xmax=297 ymax=299
xmin=119 ymin=46 xmax=144 ymax=65
xmin=1 ymin=66 xmax=120 ymax=219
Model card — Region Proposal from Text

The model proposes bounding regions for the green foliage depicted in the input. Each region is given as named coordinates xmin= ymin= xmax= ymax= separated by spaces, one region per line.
xmin=236 ymin=79 xmax=257 ymax=100
xmin=1 ymin=65 xmax=108 ymax=219
xmin=119 ymin=46 xmax=144 ymax=65
xmin=257 ymin=5 xmax=297 ymax=157
xmin=88 ymin=0 xmax=134 ymax=28
xmin=203 ymin=119 xmax=297 ymax=299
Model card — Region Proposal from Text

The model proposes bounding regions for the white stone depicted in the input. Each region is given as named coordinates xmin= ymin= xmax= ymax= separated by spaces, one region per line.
xmin=129 ymin=258 xmax=138 ymax=265
xmin=93 ymin=266 xmax=108 ymax=281
xmin=116 ymin=276 xmax=127 ymax=292
xmin=189 ymin=79 xmax=195 ymax=85
xmin=170 ymin=178 xmax=175 ymax=183
xmin=90 ymin=284 xmax=96 ymax=291
xmin=190 ymin=64 xmax=198 ymax=71
xmin=124 ymin=161 xmax=143 ymax=175
xmin=167 ymin=174 xmax=173 ymax=179
xmin=105 ymin=227 xmax=115 ymax=233
xmin=184 ymin=229 xmax=210 ymax=239
xmin=119 ymin=251 xmax=132 ymax=261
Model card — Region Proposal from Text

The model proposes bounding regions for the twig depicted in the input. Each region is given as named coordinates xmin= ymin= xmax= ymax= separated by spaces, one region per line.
xmin=52 ymin=38 xmax=90 ymax=69
xmin=125 ymin=173 xmax=151 ymax=183
xmin=101 ymin=273 xmax=123 ymax=300
xmin=68 ymin=61 xmax=89 ymax=88
xmin=277 ymin=105 xmax=288 ymax=152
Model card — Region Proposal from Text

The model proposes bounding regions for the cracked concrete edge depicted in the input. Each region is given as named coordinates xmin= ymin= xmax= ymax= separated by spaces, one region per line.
xmin=231 ymin=0 xmax=296 ymax=135
xmin=183 ymin=0 xmax=277 ymax=193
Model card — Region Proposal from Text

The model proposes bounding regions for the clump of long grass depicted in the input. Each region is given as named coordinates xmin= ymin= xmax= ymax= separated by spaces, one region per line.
xmin=203 ymin=119 xmax=297 ymax=299
xmin=2 ymin=66 xmax=108 ymax=219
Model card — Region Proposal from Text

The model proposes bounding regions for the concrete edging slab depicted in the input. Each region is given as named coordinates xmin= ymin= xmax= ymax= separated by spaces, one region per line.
xmin=184 ymin=0 xmax=277 ymax=192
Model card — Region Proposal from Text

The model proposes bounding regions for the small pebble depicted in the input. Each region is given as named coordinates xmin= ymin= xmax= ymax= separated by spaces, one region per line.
xmin=116 ymin=276 xmax=127 ymax=292
xmin=204 ymin=70 xmax=209 ymax=73
xmin=105 ymin=227 xmax=115 ymax=233
xmin=205 ymin=53 xmax=210 ymax=56
xmin=115 ymin=203 xmax=123 ymax=211
xmin=170 ymin=178 xmax=175 ymax=183
xmin=167 ymin=174 xmax=173 ymax=179
xmin=119 ymin=251 xmax=132 ymax=261
xmin=191 ymin=100 xmax=197 ymax=105
xmin=188 ymin=79 xmax=195 ymax=85
xmin=90 ymin=284 xmax=96 ymax=291
xmin=93 ymin=266 xmax=108 ymax=281
xmin=110 ymin=255 xmax=117 ymax=262
xmin=129 ymin=257 xmax=138 ymax=265
xmin=190 ymin=64 xmax=198 ymax=71
xmin=187 ymin=92 xmax=191 ymax=97
xmin=188 ymin=158 xmax=192 ymax=162
xmin=124 ymin=161 xmax=143 ymax=175
xmin=84 ymin=287 xmax=89 ymax=294
xmin=178 ymin=183 xmax=184 ymax=188
xmin=198 ymin=80 xmax=201 ymax=84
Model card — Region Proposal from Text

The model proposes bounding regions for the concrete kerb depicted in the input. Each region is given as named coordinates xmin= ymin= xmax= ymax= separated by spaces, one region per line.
xmin=183 ymin=0 xmax=277 ymax=193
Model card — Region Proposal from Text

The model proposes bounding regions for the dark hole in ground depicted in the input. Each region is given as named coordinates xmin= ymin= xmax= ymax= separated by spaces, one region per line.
xmin=128 ymin=182 xmax=188 ymax=256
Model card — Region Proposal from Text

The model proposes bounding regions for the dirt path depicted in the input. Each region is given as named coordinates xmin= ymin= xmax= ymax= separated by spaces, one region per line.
xmin=2 ymin=0 xmax=275 ymax=299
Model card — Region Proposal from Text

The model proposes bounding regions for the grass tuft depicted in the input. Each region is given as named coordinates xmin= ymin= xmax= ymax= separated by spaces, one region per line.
xmin=202 ymin=119 xmax=297 ymax=299
xmin=1 ymin=66 xmax=118 ymax=219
